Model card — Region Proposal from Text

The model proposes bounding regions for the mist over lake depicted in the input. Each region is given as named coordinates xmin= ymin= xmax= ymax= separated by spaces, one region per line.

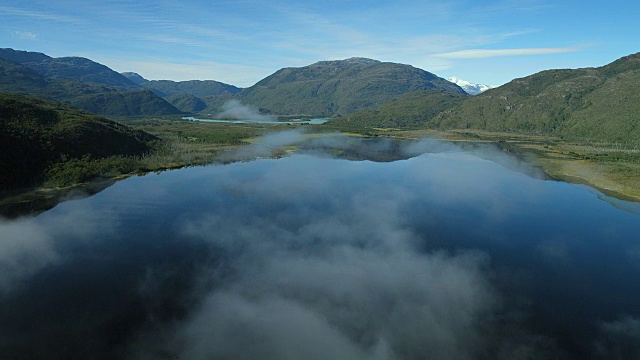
xmin=1 ymin=134 xmax=639 ymax=359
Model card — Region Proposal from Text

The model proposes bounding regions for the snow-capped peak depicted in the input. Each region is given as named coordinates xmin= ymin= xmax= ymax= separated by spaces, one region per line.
xmin=447 ymin=76 xmax=492 ymax=95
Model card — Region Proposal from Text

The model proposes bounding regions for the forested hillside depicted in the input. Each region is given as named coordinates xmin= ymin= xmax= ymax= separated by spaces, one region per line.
xmin=236 ymin=57 xmax=465 ymax=116
xmin=432 ymin=53 xmax=640 ymax=143
xmin=0 ymin=94 xmax=156 ymax=190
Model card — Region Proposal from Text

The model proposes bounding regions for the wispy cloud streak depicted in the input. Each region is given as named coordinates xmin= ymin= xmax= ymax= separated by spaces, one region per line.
xmin=434 ymin=47 xmax=582 ymax=59
xmin=0 ymin=5 xmax=82 ymax=24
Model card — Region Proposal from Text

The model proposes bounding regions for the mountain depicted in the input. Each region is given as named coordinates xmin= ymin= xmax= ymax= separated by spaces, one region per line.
xmin=235 ymin=57 xmax=466 ymax=116
xmin=330 ymin=90 xmax=467 ymax=129
xmin=447 ymin=77 xmax=492 ymax=95
xmin=0 ymin=49 xmax=182 ymax=116
xmin=164 ymin=93 xmax=207 ymax=113
xmin=0 ymin=93 xmax=156 ymax=190
xmin=0 ymin=48 xmax=50 ymax=64
xmin=0 ymin=49 xmax=139 ymax=89
xmin=121 ymin=72 xmax=147 ymax=85
xmin=138 ymin=79 xmax=241 ymax=113
xmin=433 ymin=52 xmax=640 ymax=142
xmin=140 ymin=79 xmax=241 ymax=98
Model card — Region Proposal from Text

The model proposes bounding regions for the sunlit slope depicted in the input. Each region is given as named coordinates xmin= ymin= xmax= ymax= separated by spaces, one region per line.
xmin=433 ymin=52 xmax=640 ymax=142
xmin=237 ymin=57 xmax=466 ymax=116
xmin=330 ymin=90 xmax=468 ymax=129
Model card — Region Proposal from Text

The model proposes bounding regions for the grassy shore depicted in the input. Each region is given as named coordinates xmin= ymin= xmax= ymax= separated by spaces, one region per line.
xmin=368 ymin=128 xmax=640 ymax=201
xmin=3 ymin=119 xmax=637 ymax=218
xmin=112 ymin=119 xmax=640 ymax=202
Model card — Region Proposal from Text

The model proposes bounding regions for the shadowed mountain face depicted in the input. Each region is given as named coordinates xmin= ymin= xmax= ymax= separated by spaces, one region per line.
xmin=235 ymin=57 xmax=466 ymax=116
xmin=0 ymin=49 xmax=182 ymax=116
xmin=432 ymin=52 xmax=640 ymax=142
xmin=0 ymin=93 xmax=156 ymax=190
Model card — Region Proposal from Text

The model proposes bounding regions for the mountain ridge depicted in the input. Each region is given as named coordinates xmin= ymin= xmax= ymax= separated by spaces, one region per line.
xmin=0 ymin=49 xmax=182 ymax=116
xmin=235 ymin=57 xmax=466 ymax=116
xmin=433 ymin=52 xmax=640 ymax=142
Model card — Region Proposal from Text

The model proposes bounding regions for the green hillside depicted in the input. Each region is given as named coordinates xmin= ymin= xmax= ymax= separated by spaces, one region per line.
xmin=432 ymin=52 xmax=640 ymax=143
xmin=0 ymin=56 xmax=182 ymax=116
xmin=0 ymin=49 xmax=139 ymax=89
xmin=136 ymin=79 xmax=241 ymax=113
xmin=0 ymin=94 xmax=156 ymax=190
xmin=141 ymin=79 xmax=241 ymax=98
xmin=329 ymin=90 xmax=467 ymax=130
xmin=165 ymin=93 xmax=208 ymax=113
xmin=235 ymin=57 xmax=465 ymax=116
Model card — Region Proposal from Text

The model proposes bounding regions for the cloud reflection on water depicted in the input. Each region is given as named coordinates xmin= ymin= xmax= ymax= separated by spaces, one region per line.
xmin=0 ymin=134 xmax=639 ymax=359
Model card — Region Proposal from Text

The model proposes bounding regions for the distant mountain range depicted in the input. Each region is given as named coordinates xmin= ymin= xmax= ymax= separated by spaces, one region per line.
xmin=120 ymin=73 xmax=242 ymax=112
xmin=0 ymin=49 xmax=469 ymax=118
xmin=447 ymin=77 xmax=492 ymax=95
xmin=2 ymin=47 xmax=639 ymax=144
xmin=0 ymin=48 xmax=139 ymax=89
xmin=0 ymin=48 xmax=181 ymax=116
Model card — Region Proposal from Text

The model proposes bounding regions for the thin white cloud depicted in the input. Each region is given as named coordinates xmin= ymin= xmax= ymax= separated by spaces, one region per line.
xmin=0 ymin=5 xmax=82 ymax=24
xmin=12 ymin=30 xmax=38 ymax=40
xmin=433 ymin=47 xmax=581 ymax=59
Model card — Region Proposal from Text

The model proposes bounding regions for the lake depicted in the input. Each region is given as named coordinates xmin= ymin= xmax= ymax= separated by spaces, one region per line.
xmin=182 ymin=116 xmax=329 ymax=125
xmin=1 ymin=135 xmax=639 ymax=359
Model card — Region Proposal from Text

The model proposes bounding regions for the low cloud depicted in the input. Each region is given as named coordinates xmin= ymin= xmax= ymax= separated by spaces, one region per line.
xmin=216 ymin=99 xmax=277 ymax=122
xmin=0 ymin=218 xmax=59 ymax=293
xmin=140 ymin=187 xmax=498 ymax=360
xmin=595 ymin=316 xmax=640 ymax=359
xmin=220 ymin=128 xmax=306 ymax=161
xmin=0 ymin=198 xmax=115 ymax=294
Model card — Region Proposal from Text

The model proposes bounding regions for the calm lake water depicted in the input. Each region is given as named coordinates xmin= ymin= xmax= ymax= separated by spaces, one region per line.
xmin=1 ymin=136 xmax=639 ymax=359
xmin=182 ymin=116 xmax=329 ymax=125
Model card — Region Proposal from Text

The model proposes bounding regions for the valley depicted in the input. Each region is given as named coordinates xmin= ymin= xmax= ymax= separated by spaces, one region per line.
xmin=1 ymin=48 xmax=639 ymax=205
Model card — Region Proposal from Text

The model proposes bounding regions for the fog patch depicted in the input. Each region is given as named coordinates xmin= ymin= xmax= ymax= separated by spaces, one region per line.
xmin=129 ymin=165 xmax=503 ymax=360
xmin=217 ymin=99 xmax=277 ymax=122
xmin=222 ymin=129 xmax=307 ymax=161
xmin=595 ymin=316 xmax=640 ymax=359
xmin=0 ymin=217 xmax=59 ymax=294
xmin=0 ymin=199 xmax=117 ymax=294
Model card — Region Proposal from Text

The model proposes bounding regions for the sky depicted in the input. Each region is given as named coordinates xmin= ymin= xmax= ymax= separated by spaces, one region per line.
xmin=1 ymin=0 xmax=639 ymax=88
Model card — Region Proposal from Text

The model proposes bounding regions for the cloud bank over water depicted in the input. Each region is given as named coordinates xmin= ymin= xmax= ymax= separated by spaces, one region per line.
xmin=162 ymin=189 xmax=496 ymax=360
xmin=216 ymin=99 xmax=277 ymax=122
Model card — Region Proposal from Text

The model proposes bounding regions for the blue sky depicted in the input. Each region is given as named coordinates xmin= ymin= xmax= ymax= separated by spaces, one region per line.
xmin=1 ymin=0 xmax=638 ymax=87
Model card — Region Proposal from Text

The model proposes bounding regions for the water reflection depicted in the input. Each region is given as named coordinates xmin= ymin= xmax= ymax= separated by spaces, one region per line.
xmin=0 ymin=137 xmax=639 ymax=359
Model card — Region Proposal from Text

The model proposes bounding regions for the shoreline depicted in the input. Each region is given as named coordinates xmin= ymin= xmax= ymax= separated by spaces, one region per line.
xmin=3 ymin=127 xmax=638 ymax=218
xmin=374 ymin=128 xmax=640 ymax=202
